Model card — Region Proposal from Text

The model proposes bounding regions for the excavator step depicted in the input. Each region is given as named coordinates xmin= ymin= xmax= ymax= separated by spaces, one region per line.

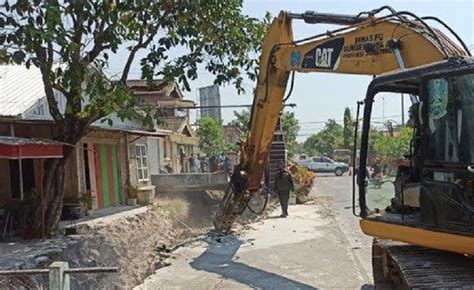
xmin=373 ymin=239 xmax=474 ymax=289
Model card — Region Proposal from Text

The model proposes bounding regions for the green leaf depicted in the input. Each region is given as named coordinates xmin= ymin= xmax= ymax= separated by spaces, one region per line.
xmin=65 ymin=104 xmax=73 ymax=114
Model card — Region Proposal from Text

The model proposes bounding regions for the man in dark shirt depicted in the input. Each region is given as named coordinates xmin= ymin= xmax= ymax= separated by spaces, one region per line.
xmin=274 ymin=162 xmax=294 ymax=217
xmin=189 ymin=154 xmax=195 ymax=173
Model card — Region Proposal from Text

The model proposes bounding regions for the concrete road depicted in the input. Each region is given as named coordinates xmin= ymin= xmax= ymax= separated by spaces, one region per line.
xmin=137 ymin=174 xmax=374 ymax=289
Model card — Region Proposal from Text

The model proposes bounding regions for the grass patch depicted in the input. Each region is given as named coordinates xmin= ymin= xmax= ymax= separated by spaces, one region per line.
xmin=154 ymin=198 xmax=190 ymax=220
xmin=206 ymin=190 xmax=224 ymax=201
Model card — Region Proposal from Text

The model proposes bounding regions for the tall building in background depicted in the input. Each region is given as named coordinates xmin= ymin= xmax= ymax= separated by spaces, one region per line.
xmin=199 ymin=85 xmax=222 ymax=122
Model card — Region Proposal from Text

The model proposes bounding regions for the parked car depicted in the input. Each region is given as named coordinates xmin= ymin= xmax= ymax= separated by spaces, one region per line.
xmin=298 ymin=156 xmax=349 ymax=176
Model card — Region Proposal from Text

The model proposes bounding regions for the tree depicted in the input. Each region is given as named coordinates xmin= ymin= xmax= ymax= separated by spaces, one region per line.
xmin=196 ymin=117 xmax=225 ymax=157
xmin=0 ymin=1 xmax=267 ymax=237
xmin=303 ymin=119 xmax=343 ymax=156
xmin=229 ymin=109 xmax=299 ymax=157
xmin=281 ymin=111 xmax=300 ymax=158
xmin=372 ymin=126 xmax=412 ymax=173
xmin=343 ymin=107 xmax=354 ymax=149
xmin=230 ymin=109 xmax=250 ymax=136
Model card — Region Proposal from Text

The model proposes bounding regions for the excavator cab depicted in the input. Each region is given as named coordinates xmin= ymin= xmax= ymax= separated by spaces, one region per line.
xmin=357 ymin=56 xmax=474 ymax=254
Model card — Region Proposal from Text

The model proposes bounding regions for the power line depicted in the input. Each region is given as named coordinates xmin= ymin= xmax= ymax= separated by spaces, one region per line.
xmin=298 ymin=115 xmax=402 ymax=125
xmin=179 ymin=103 xmax=296 ymax=110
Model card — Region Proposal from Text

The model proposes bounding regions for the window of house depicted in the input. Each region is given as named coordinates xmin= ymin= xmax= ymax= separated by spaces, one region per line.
xmin=136 ymin=144 xmax=149 ymax=181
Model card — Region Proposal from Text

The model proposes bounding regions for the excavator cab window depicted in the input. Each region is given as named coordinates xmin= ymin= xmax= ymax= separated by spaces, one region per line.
xmin=425 ymin=73 xmax=474 ymax=165
xmin=357 ymin=92 xmax=417 ymax=214
xmin=357 ymin=69 xmax=425 ymax=218
xmin=419 ymin=70 xmax=474 ymax=232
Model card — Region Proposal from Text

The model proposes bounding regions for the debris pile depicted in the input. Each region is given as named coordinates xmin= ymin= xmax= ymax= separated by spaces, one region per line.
xmin=289 ymin=162 xmax=316 ymax=204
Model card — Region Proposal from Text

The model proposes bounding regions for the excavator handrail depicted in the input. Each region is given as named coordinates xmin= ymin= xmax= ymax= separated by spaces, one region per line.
xmin=288 ymin=8 xmax=470 ymax=57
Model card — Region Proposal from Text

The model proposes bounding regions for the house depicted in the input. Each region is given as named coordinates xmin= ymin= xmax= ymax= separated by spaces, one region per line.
xmin=223 ymin=125 xmax=242 ymax=145
xmin=222 ymin=124 xmax=242 ymax=166
xmin=126 ymin=80 xmax=199 ymax=173
xmin=0 ymin=65 xmax=173 ymax=212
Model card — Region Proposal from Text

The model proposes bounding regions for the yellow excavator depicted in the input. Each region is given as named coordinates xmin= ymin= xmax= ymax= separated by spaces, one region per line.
xmin=212 ymin=6 xmax=474 ymax=288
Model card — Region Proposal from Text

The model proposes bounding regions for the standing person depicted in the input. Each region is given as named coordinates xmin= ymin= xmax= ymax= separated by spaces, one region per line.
xmin=197 ymin=153 xmax=206 ymax=172
xmin=217 ymin=153 xmax=225 ymax=172
xmin=209 ymin=155 xmax=217 ymax=172
xmin=273 ymin=162 xmax=294 ymax=218
xmin=188 ymin=153 xmax=195 ymax=173
xmin=194 ymin=153 xmax=201 ymax=173
xmin=179 ymin=146 xmax=186 ymax=173
xmin=223 ymin=155 xmax=230 ymax=175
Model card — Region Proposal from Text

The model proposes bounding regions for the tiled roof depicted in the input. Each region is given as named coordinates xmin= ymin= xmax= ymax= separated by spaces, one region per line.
xmin=0 ymin=65 xmax=45 ymax=117
xmin=126 ymin=79 xmax=185 ymax=100
xmin=126 ymin=79 xmax=167 ymax=88
xmin=159 ymin=117 xmax=187 ymax=132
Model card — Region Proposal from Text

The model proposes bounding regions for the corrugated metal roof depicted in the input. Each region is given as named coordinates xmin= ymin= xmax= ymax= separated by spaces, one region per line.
xmin=0 ymin=65 xmax=45 ymax=117
xmin=0 ymin=136 xmax=60 ymax=146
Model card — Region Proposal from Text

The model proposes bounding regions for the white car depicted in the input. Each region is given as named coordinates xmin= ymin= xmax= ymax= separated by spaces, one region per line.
xmin=298 ymin=156 xmax=349 ymax=176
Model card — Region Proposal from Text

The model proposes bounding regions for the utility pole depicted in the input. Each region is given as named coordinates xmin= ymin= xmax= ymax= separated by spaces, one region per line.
xmin=401 ymin=93 xmax=405 ymax=126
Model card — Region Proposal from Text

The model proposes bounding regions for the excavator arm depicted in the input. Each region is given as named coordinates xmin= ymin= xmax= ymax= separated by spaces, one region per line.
xmin=213 ymin=6 xmax=469 ymax=232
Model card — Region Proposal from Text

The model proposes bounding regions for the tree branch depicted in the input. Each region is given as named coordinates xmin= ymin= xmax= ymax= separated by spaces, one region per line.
xmin=33 ymin=42 xmax=64 ymax=123
xmin=83 ymin=17 xmax=107 ymax=64
xmin=71 ymin=2 xmax=84 ymax=63
xmin=120 ymin=31 xmax=155 ymax=83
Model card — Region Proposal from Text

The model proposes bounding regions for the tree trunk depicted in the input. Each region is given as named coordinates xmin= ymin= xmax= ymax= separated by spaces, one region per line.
xmin=24 ymin=120 xmax=85 ymax=239
xmin=24 ymin=146 xmax=74 ymax=238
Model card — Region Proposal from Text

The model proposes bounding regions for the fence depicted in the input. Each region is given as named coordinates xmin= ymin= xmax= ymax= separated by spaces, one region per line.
xmin=0 ymin=262 xmax=117 ymax=290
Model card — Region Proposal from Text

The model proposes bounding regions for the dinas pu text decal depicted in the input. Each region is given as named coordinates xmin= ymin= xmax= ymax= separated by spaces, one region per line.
xmin=342 ymin=33 xmax=392 ymax=58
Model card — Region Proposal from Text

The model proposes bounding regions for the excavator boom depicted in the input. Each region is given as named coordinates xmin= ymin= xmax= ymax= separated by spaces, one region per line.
xmin=212 ymin=7 xmax=469 ymax=232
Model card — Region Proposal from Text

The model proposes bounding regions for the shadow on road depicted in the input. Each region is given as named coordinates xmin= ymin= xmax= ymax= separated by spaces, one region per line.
xmin=190 ymin=233 xmax=318 ymax=289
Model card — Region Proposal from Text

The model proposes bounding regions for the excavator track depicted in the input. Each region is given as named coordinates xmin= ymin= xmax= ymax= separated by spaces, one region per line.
xmin=373 ymin=239 xmax=474 ymax=289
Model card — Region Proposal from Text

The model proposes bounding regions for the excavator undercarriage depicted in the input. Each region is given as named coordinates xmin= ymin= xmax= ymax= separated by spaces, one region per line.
xmin=373 ymin=239 xmax=474 ymax=288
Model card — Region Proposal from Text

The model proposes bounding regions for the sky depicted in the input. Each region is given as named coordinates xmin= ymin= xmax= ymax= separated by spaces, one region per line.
xmin=108 ymin=0 xmax=474 ymax=142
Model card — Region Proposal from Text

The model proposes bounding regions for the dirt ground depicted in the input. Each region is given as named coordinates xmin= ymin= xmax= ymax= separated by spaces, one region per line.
xmin=0 ymin=189 xmax=272 ymax=289
xmin=137 ymin=174 xmax=374 ymax=289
